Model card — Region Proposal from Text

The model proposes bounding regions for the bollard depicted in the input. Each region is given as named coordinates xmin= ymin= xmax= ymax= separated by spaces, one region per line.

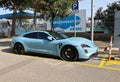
xmin=108 ymin=36 xmax=113 ymax=61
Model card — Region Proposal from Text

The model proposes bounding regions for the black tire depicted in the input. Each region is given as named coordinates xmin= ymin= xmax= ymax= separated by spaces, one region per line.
xmin=14 ymin=43 xmax=25 ymax=54
xmin=61 ymin=46 xmax=78 ymax=61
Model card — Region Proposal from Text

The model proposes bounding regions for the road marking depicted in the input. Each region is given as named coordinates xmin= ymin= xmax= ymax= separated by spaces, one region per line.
xmin=106 ymin=59 xmax=120 ymax=66
xmin=9 ymin=53 xmax=120 ymax=71
xmin=98 ymin=57 xmax=107 ymax=68
xmin=99 ymin=66 xmax=120 ymax=71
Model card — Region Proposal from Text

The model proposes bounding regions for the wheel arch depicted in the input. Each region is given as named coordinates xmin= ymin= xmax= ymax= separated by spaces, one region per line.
xmin=60 ymin=45 xmax=79 ymax=60
xmin=14 ymin=42 xmax=26 ymax=52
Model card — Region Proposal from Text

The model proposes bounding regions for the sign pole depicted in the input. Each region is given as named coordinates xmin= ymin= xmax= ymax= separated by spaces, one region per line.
xmin=72 ymin=0 xmax=83 ymax=37
xmin=74 ymin=14 xmax=76 ymax=37
xmin=72 ymin=1 xmax=79 ymax=37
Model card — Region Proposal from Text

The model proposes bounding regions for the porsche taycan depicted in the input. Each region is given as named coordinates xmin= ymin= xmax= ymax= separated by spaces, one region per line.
xmin=11 ymin=31 xmax=98 ymax=61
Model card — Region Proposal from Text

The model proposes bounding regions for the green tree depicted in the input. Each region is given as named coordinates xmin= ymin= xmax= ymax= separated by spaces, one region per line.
xmin=0 ymin=0 xmax=32 ymax=36
xmin=35 ymin=0 xmax=75 ymax=31
xmin=95 ymin=7 xmax=103 ymax=19
xmin=95 ymin=1 xmax=120 ymax=32
xmin=0 ymin=0 xmax=77 ymax=33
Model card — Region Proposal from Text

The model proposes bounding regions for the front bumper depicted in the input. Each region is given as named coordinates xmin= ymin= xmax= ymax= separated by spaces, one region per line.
xmin=77 ymin=46 xmax=99 ymax=59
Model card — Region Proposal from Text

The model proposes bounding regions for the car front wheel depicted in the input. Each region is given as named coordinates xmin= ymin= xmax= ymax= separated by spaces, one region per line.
xmin=61 ymin=46 xmax=78 ymax=61
xmin=14 ymin=43 xmax=25 ymax=54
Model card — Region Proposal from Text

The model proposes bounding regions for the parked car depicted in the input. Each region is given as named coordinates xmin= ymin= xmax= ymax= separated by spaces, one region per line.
xmin=11 ymin=31 xmax=98 ymax=61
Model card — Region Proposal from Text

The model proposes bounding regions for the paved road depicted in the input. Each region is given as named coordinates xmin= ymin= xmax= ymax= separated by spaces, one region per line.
xmin=0 ymin=38 xmax=119 ymax=82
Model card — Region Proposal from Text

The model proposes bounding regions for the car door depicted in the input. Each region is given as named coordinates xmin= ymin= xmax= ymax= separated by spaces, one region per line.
xmin=37 ymin=32 xmax=58 ymax=55
xmin=23 ymin=31 xmax=58 ymax=55
xmin=23 ymin=32 xmax=43 ymax=52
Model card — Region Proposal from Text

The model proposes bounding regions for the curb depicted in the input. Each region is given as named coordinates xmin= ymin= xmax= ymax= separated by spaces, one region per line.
xmin=98 ymin=46 xmax=119 ymax=55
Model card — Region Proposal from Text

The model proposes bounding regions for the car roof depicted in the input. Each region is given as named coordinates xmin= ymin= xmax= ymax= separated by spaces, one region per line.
xmin=20 ymin=30 xmax=59 ymax=36
xmin=20 ymin=30 xmax=47 ymax=35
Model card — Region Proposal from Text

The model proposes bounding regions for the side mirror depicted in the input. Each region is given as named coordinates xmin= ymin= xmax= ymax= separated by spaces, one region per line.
xmin=47 ymin=36 xmax=53 ymax=41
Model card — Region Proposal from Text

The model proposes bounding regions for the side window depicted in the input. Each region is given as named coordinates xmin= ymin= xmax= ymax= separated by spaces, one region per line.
xmin=23 ymin=32 xmax=38 ymax=39
xmin=38 ymin=32 xmax=49 ymax=40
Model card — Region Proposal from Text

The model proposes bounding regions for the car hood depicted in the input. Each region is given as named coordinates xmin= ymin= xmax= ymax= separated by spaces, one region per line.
xmin=60 ymin=37 xmax=97 ymax=47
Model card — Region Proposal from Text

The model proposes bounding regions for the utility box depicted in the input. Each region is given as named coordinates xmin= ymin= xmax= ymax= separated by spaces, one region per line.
xmin=114 ymin=11 xmax=120 ymax=47
xmin=114 ymin=11 xmax=120 ymax=55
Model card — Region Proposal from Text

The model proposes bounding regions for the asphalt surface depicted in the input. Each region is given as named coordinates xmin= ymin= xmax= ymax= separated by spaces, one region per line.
xmin=0 ymin=38 xmax=119 ymax=82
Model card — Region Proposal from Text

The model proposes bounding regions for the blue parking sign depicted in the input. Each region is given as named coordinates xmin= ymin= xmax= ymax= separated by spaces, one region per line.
xmin=72 ymin=1 xmax=79 ymax=10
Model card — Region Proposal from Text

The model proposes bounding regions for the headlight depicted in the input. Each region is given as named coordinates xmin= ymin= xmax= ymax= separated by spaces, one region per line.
xmin=81 ymin=44 xmax=90 ymax=48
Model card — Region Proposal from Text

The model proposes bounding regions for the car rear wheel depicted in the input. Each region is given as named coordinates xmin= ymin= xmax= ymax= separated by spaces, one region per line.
xmin=61 ymin=46 xmax=78 ymax=61
xmin=14 ymin=43 xmax=25 ymax=54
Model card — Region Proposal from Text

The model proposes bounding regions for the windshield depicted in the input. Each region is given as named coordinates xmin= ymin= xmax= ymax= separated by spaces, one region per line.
xmin=48 ymin=31 xmax=69 ymax=40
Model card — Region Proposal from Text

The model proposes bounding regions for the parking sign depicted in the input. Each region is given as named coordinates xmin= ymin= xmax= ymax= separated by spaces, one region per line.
xmin=72 ymin=1 xmax=79 ymax=13
xmin=72 ymin=1 xmax=79 ymax=10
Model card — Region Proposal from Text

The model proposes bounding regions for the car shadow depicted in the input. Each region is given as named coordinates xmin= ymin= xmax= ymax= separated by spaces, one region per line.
xmin=1 ymin=48 xmax=62 ymax=60
xmin=26 ymin=52 xmax=61 ymax=60
xmin=1 ymin=48 xmax=89 ymax=62
xmin=1 ymin=47 xmax=13 ymax=53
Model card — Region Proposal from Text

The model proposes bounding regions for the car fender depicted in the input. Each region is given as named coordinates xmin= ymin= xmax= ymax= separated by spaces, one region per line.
xmin=12 ymin=38 xmax=28 ymax=52
xmin=56 ymin=41 xmax=79 ymax=56
xmin=56 ymin=41 xmax=86 ymax=59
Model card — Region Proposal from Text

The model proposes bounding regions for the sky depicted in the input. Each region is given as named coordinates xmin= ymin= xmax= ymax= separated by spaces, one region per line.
xmin=0 ymin=0 xmax=119 ymax=17
xmin=80 ymin=0 xmax=119 ymax=17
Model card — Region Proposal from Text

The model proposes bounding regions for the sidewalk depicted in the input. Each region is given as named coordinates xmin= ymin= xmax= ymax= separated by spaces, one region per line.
xmin=94 ymin=41 xmax=119 ymax=55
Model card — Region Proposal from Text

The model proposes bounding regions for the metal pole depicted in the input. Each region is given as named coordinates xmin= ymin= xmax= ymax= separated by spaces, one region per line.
xmin=119 ymin=48 xmax=120 ymax=57
xmin=91 ymin=0 xmax=94 ymax=42
xmin=74 ymin=14 xmax=76 ymax=37
xmin=119 ymin=37 xmax=120 ymax=57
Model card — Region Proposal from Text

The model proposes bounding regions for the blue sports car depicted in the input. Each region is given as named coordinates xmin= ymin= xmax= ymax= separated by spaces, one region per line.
xmin=11 ymin=31 xmax=98 ymax=61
